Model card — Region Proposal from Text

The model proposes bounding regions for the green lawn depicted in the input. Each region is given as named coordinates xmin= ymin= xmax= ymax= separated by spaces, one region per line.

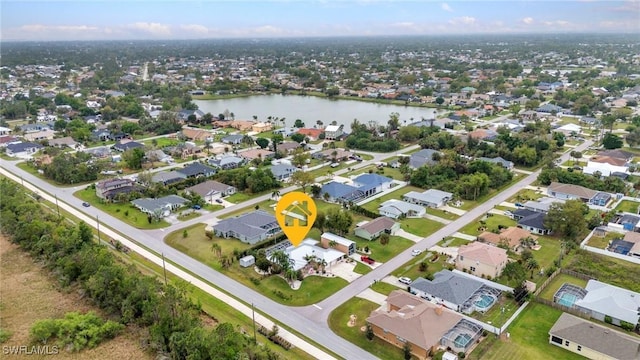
xmin=344 ymin=165 xmax=406 ymax=181
xmin=587 ymin=231 xmax=623 ymax=249
xmin=426 ymin=207 xmax=459 ymax=220
xmin=74 ymin=187 xmax=170 ymax=229
xmin=472 ymin=296 xmax=519 ymax=328
xmin=353 ymin=262 xmax=372 ymax=275
xmin=567 ymin=249 xmax=640 ymax=293
xmin=371 ymin=281 xmax=403 ymax=296
xmin=347 ymin=235 xmax=414 ymax=263
xmin=166 ymin=224 xmax=348 ymax=306
xmin=307 ymin=161 xmax=352 ymax=178
xmin=144 ymin=137 xmax=180 ymax=148
xmin=615 ymin=199 xmax=640 ymax=213
xmin=471 ymin=303 xmax=584 ymax=360
xmin=17 ymin=161 xmax=100 ymax=188
xmin=328 ymin=298 xmax=406 ymax=360
xmin=459 ymin=214 xmax=517 ymax=236
xmin=392 ymin=252 xmax=453 ymax=281
xmin=400 ymin=217 xmax=443 ymax=237
xmin=225 ymin=190 xmax=272 ymax=204
xmin=438 ymin=237 xmax=471 ymax=248
xmin=507 ymin=189 xmax=544 ymax=204
xmin=537 ymin=273 xmax=589 ymax=301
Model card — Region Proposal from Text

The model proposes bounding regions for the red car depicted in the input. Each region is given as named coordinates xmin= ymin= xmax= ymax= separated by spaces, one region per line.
xmin=360 ymin=256 xmax=375 ymax=265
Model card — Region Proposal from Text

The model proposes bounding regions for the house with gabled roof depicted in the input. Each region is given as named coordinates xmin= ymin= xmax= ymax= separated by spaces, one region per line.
xmin=355 ymin=216 xmax=400 ymax=240
xmin=185 ymin=180 xmax=236 ymax=202
xmin=478 ymin=226 xmax=538 ymax=251
xmin=352 ymin=173 xmax=393 ymax=196
xmin=96 ymin=178 xmax=140 ymax=201
xmin=477 ymin=156 xmax=514 ymax=170
xmin=584 ymin=155 xmax=630 ymax=177
xmin=409 ymin=149 xmax=441 ymax=169
xmin=151 ymin=170 xmax=187 ymax=185
xmin=512 ymin=208 xmax=551 ymax=235
xmin=574 ymin=280 xmax=640 ymax=326
xmin=112 ymin=140 xmax=144 ymax=152
xmin=213 ymin=210 xmax=281 ymax=244
xmin=456 ymin=242 xmax=508 ymax=279
xmin=378 ymin=199 xmax=425 ymax=219
xmin=239 ymin=148 xmax=275 ymax=161
xmin=549 ymin=313 xmax=640 ymax=360
xmin=270 ymin=163 xmax=300 ymax=181
xmin=547 ymin=182 xmax=611 ymax=206
xmin=176 ymin=162 xmax=216 ymax=178
xmin=6 ymin=142 xmax=43 ymax=158
xmin=403 ymin=189 xmax=453 ymax=208
xmin=208 ymin=155 xmax=244 ymax=169
xmin=320 ymin=232 xmax=355 ymax=256
xmin=131 ymin=195 xmax=188 ymax=218
xmin=221 ymin=134 xmax=244 ymax=145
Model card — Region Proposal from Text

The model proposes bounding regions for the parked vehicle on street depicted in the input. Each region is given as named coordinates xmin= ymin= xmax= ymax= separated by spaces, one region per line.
xmin=82 ymin=202 xmax=91 ymax=207
xmin=411 ymin=249 xmax=423 ymax=256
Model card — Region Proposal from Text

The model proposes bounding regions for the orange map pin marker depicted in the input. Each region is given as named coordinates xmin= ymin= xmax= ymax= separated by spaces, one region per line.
xmin=275 ymin=192 xmax=317 ymax=247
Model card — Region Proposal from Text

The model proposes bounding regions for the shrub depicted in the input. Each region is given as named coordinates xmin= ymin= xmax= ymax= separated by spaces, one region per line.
xmin=620 ymin=321 xmax=635 ymax=331
xmin=182 ymin=230 xmax=188 ymax=238
xmin=250 ymin=277 xmax=261 ymax=286
xmin=458 ymin=351 xmax=466 ymax=359
xmin=605 ymin=315 xmax=613 ymax=324
xmin=30 ymin=312 xmax=124 ymax=351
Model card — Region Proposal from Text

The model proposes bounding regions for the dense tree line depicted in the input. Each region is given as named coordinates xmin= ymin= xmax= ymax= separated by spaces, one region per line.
xmin=214 ymin=167 xmax=280 ymax=194
xmin=0 ymin=179 xmax=280 ymax=359
xmin=537 ymin=167 xmax=627 ymax=194
xmin=42 ymin=152 xmax=101 ymax=184
xmin=346 ymin=119 xmax=401 ymax=152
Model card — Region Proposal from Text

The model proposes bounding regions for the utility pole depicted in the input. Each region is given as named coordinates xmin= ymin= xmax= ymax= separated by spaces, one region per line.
xmin=252 ymin=303 xmax=257 ymax=344
xmin=162 ymin=253 xmax=168 ymax=285
xmin=96 ymin=215 xmax=101 ymax=244
xmin=54 ymin=194 xmax=60 ymax=217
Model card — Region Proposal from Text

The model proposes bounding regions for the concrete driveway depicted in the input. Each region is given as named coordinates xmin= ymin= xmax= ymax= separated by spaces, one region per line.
xmin=356 ymin=288 xmax=387 ymax=305
xmin=329 ymin=260 xmax=361 ymax=283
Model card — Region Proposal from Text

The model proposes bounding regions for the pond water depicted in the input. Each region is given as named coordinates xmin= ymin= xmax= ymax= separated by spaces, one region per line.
xmin=194 ymin=94 xmax=440 ymax=132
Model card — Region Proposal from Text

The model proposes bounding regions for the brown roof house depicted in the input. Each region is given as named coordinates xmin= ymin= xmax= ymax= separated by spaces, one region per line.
xmin=455 ymin=242 xmax=508 ymax=279
xmin=181 ymin=128 xmax=213 ymax=142
xmin=354 ymin=216 xmax=400 ymax=240
xmin=549 ymin=313 xmax=640 ymax=360
xmin=185 ymin=180 xmax=236 ymax=203
xmin=478 ymin=227 xmax=537 ymax=252
xmin=367 ymin=290 xmax=483 ymax=359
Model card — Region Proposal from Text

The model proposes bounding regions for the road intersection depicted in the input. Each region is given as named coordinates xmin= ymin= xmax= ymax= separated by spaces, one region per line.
xmin=0 ymin=139 xmax=591 ymax=359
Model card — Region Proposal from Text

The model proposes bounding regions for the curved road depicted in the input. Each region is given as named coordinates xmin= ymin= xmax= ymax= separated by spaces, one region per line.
xmin=1 ymin=140 xmax=590 ymax=359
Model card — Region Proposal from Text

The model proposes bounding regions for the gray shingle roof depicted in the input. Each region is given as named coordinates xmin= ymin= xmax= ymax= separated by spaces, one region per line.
xmin=213 ymin=210 xmax=280 ymax=238
xmin=410 ymin=270 xmax=484 ymax=306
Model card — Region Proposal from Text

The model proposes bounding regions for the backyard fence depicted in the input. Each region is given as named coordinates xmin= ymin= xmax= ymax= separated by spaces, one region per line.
xmin=581 ymin=245 xmax=640 ymax=265
xmin=533 ymin=268 xmax=561 ymax=297
xmin=533 ymin=268 xmax=592 ymax=297
xmin=534 ymin=298 xmax=592 ymax=321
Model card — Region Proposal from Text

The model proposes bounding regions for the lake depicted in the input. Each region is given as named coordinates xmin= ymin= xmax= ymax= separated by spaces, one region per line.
xmin=194 ymin=94 xmax=439 ymax=132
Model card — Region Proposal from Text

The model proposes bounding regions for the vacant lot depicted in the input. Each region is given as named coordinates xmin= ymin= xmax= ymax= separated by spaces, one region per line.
xmin=0 ymin=236 xmax=151 ymax=360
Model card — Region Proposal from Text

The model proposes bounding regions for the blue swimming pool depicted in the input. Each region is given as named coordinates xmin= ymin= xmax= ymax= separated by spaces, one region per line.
xmin=474 ymin=294 xmax=495 ymax=310
xmin=557 ymin=293 xmax=578 ymax=307
xmin=454 ymin=333 xmax=472 ymax=349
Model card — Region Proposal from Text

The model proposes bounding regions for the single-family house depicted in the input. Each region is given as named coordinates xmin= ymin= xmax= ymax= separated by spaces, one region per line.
xmin=131 ymin=195 xmax=188 ymax=218
xmin=23 ymin=129 xmax=56 ymax=142
xmin=251 ymin=122 xmax=272 ymax=133
xmin=176 ymin=162 xmax=217 ymax=178
xmin=537 ymin=103 xmax=564 ymax=114
xmin=455 ymin=242 xmax=508 ymax=279
xmin=468 ymin=129 xmax=498 ymax=141
xmin=95 ymin=178 xmax=140 ymax=201
xmin=547 ymin=182 xmax=611 ymax=206
xmin=266 ymin=239 xmax=345 ymax=271
xmin=584 ymin=155 xmax=630 ymax=177
xmin=112 ymin=140 xmax=144 ymax=152
xmin=409 ymin=270 xmax=502 ymax=314
xmin=355 ymin=216 xmax=400 ymax=240
xmin=623 ymin=232 xmax=640 ymax=259
xmin=549 ymin=313 xmax=640 ymax=360
xmin=478 ymin=226 xmax=538 ymax=251
xmin=0 ymin=136 xmax=21 ymax=148
xmin=296 ymin=128 xmax=324 ymax=141
xmin=151 ymin=170 xmax=187 ymax=185
xmin=6 ymin=142 xmax=43 ymax=158
xmin=367 ymin=291 xmax=482 ymax=359
xmin=403 ymin=189 xmax=453 ymax=208
xmin=145 ymin=149 xmax=173 ymax=163
xmin=316 ymin=148 xmax=353 ymax=162
xmin=320 ymin=232 xmax=355 ymax=256
xmin=270 ymin=163 xmax=300 ymax=181
xmin=597 ymin=149 xmax=634 ymax=162
xmin=378 ymin=200 xmax=426 ymax=219
xmin=91 ymin=129 xmax=113 ymax=141
xmin=512 ymin=209 xmax=551 ymax=235
xmin=320 ymin=181 xmax=365 ymax=203
xmin=221 ymin=134 xmax=244 ymax=145
xmin=48 ymin=137 xmax=78 ymax=149
xmin=275 ymin=141 xmax=300 ymax=155
xmin=608 ymin=212 xmax=640 ymax=232
xmin=556 ymin=123 xmax=582 ymax=137
xmin=212 ymin=210 xmax=281 ymax=244
xmin=208 ymin=155 xmax=244 ymax=170
xmin=409 ymin=149 xmax=441 ymax=169
xmin=239 ymin=148 xmax=275 ymax=161
xmin=352 ymin=174 xmax=393 ymax=197
xmin=181 ymin=128 xmax=213 ymax=142
xmin=0 ymin=126 xmax=12 ymax=135
xmin=324 ymin=125 xmax=344 ymax=140
xmin=185 ymin=180 xmax=236 ymax=202
xmin=522 ymin=197 xmax=564 ymax=213
xmin=574 ymin=280 xmax=640 ymax=326
xmin=477 ymin=157 xmax=514 ymax=170
xmin=177 ymin=109 xmax=205 ymax=122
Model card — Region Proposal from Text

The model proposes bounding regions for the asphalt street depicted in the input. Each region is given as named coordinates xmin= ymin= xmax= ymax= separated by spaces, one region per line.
xmin=0 ymin=139 xmax=590 ymax=359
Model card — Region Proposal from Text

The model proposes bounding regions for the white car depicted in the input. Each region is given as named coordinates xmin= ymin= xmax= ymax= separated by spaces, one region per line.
xmin=398 ymin=277 xmax=412 ymax=285
xmin=411 ymin=249 xmax=423 ymax=256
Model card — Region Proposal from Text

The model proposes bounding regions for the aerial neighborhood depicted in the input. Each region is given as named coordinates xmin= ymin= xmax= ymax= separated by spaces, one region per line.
xmin=2 ymin=33 xmax=640 ymax=360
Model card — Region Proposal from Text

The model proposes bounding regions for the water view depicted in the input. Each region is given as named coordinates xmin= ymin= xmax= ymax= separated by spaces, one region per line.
xmin=194 ymin=94 xmax=439 ymax=132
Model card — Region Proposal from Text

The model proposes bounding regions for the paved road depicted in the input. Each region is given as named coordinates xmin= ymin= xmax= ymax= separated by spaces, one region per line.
xmin=1 ymin=140 xmax=588 ymax=359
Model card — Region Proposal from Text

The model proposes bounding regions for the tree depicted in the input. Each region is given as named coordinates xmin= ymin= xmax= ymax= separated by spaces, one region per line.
xmin=525 ymin=258 xmax=539 ymax=278
xmin=387 ymin=112 xmax=400 ymax=131
xmin=314 ymin=211 xmax=326 ymax=232
xmin=325 ymin=208 xmax=353 ymax=235
xmin=398 ymin=126 xmax=421 ymax=142
xmin=544 ymin=199 xmax=589 ymax=241
xmin=210 ymin=243 xmax=222 ymax=258
xmin=435 ymin=97 xmax=445 ymax=106
xmin=272 ymin=133 xmax=283 ymax=154
xmin=290 ymin=171 xmax=315 ymax=193
xmin=379 ymin=233 xmax=390 ymax=245
xmin=291 ymin=149 xmax=310 ymax=167
xmin=502 ymin=261 xmax=526 ymax=285
xmin=602 ymin=132 xmax=623 ymax=149
xmin=241 ymin=135 xmax=254 ymax=146
xmin=402 ymin=342 xmax=412 ymax=360
xmin=626 ymin=128 xmax=640 ymax=147
xmin=290 ymin=133 xmax=306 ymax=143
xmin=255 ymin=137 xmax=269 ymax=149
xmin=271 ymin=190 xmax=280 ymax=200
xmin=513 ymin=281 xmax=530 ymax=305
xmin=365 ymin=323 xmax=374 ymax=341
xmin=570 ymin=150 xmax=583 ymax=165
xmin=293 ymin=119 xmax=305 ymax=128
xmin=122 ymin=148 xmax=145 ymax=170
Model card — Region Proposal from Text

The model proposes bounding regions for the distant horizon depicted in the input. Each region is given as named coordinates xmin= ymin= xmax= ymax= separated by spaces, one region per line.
xmin=2 ymin=1 xmax=638 ymax=41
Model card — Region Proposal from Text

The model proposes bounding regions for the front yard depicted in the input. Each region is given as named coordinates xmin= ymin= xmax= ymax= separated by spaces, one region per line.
xmin=74 ymin=187 xmax=170 ymax=229
xmin=458 ymin=214 xmax=517 ymax=236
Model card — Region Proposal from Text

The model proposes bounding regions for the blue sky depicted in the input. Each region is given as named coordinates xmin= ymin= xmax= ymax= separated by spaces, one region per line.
xmin=1 ymin=1 xmax=639 ymax=41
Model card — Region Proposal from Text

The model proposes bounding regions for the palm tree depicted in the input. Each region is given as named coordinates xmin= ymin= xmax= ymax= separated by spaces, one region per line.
xmin=220 ymin=254 xmax=233 ymax=269
xmin=204 ymin=138 xmax=212 ymax=154
xmin=525 ymin=258 xmax=539 ymax=279
xmin=328 ymin=240 xmax=337 ymax=249
xmin=270 ymin=250 xmax=291 ymax=272
xmin=210 ymin=243 xmax=222 ymax=258
xmin=284 ymin=268 xmax=298 ymax=285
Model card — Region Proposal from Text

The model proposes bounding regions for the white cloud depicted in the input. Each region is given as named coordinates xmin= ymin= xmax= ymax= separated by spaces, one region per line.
xmin=20 ymin=24 xmax=99 ymax=33
xmin=522 ymin=17 xmax=534 ymax=25
xmin=441 ymin=3 xmax=453 ymax=12
xmin=127 ymin=22 xmax=171 ymax=36
xmin=448 ymin=16 xmax=476 ymax=25
xmin=180 ymin=24 xmax=209 ymax=34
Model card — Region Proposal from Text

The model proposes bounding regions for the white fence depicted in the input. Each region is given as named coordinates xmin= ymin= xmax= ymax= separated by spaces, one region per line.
xmin=581 ymin=228 xmax=640 ymax=265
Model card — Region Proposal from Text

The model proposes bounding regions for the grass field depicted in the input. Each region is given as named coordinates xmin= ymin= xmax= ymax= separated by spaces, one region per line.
xmin=586 ymin=230 xmax=624 ymax=249
xmin=392 ymin=251 xmax=453 ymax=281
xmin=400 ymin=217 xmax=443 ymax=237
xmin=459 ymin=214 xmax=517 ymax=236
xmin=166 ymin=223 xmax=252 ymax=257
xmin=615 ymin=199 xmax=640 ymax=213
xmin=470 ymin=303 xmax=584 ymax=360
xmin=74 ymin=187 xmax=170 ymax=229
xmin=567 ymin=249 xmax=640 ymax=293
xmin=0 ymin=236 xmax=153 ymax=360
xmin=328 ymin=298 xmax=406 ymax=360
xmin=370 ymin=281 xmax=403 ymax=295
xmin=344 ymin=165 xmax=406 ymax=181
xmin=507 ymin=189 xmax=544 ymax=203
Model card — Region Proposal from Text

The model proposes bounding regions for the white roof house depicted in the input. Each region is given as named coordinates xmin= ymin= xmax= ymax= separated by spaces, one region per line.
xmin=285 ymin=239 xmax=345 ymax=271
xmin=575 ymin=280 xmax=640 ymax=325
xmin=403 ymin=189 xmax=453 ymax=208
xmin=378 ymin=199 xmax=425 ymax=219
xmin=557 ymin=123 xmax=582 ymax=134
